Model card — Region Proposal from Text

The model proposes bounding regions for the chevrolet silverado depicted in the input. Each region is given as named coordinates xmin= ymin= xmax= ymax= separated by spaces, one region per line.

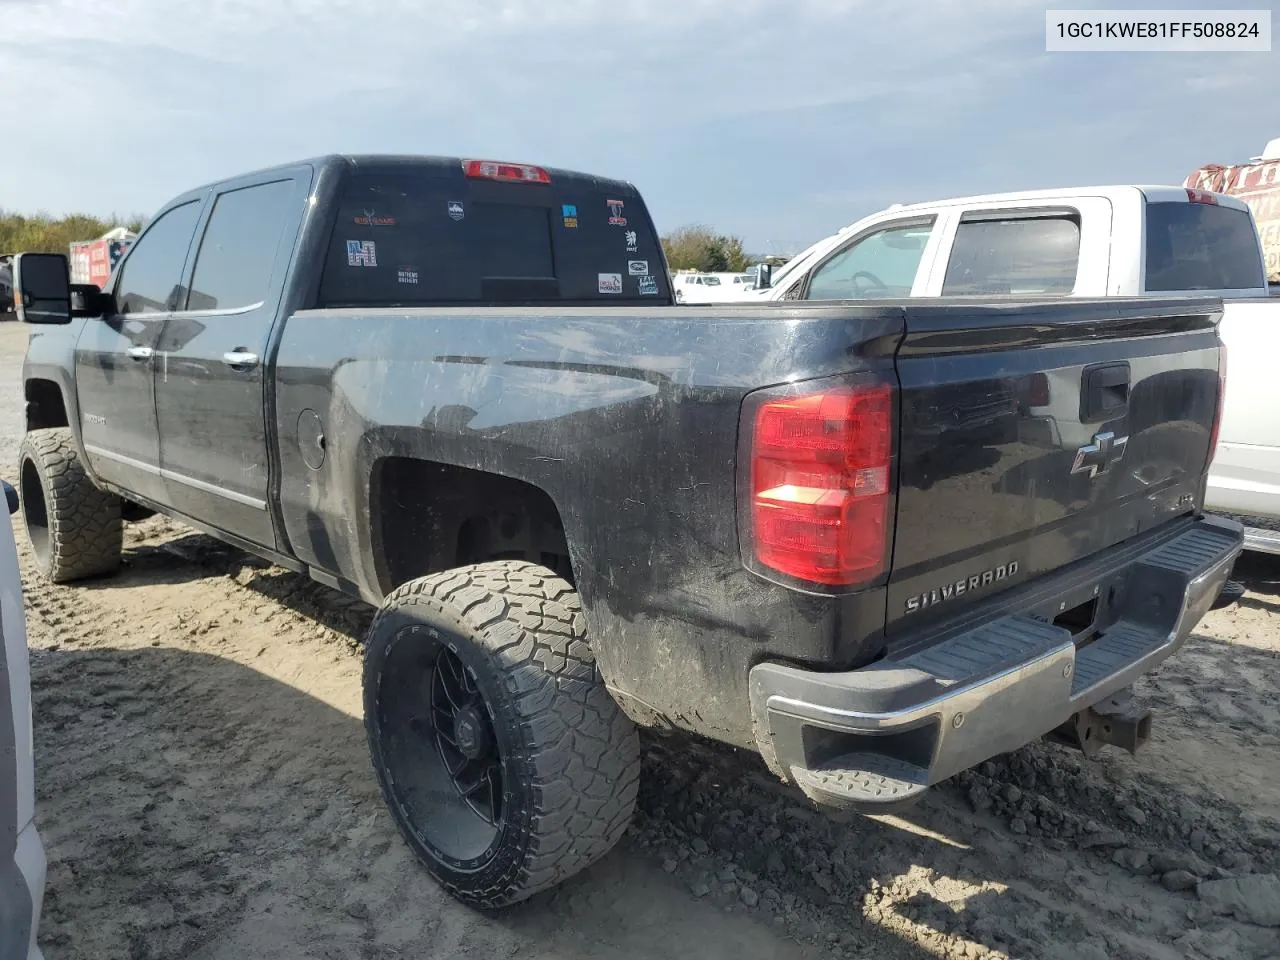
xmin=11 ymin=155 xmax=1242 ymax=908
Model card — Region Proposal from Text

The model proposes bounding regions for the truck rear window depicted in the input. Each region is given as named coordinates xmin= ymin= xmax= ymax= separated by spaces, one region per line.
xmin=318 ymin=170 xmax=669 ymax=306
xmin=1144 ymin=201 xmax=1265 ymax=292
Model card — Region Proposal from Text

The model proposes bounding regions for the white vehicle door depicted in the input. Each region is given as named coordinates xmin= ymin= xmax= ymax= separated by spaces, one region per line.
xmin=919 ymin=197 xmax=1114 ymax=297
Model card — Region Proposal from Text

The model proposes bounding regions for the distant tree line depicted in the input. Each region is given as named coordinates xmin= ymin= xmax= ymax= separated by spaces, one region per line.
xmin=0 ymin=211 xmax=146 ymax=256
xmin=661 ymin=224 xmax=752 ymax=273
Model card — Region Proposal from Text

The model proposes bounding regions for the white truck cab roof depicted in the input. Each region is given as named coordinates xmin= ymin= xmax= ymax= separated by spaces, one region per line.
xmin=751 ymin=184 xmax=1265 ymax=303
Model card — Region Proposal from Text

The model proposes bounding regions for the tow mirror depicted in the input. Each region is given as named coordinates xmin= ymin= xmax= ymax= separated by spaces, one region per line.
xmin=754 ymin=263 xmax=773 ymax=290
xmin=13 ymin=252 xmax=72 ymax=324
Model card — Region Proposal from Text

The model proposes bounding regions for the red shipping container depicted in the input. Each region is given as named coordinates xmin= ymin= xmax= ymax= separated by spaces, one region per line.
xmin=69 ymin=237 xmax=132 ymax=290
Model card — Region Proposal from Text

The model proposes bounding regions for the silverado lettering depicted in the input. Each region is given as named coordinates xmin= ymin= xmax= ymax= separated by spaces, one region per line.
xmin=904 ymin=562 xmax=1021 ymax=614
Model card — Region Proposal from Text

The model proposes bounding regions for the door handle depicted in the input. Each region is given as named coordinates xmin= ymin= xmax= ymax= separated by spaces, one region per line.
xmin=222 ymin=350 xmax=260 ymax=369
xmin=126 ymin=346 xmax=154 ymax=361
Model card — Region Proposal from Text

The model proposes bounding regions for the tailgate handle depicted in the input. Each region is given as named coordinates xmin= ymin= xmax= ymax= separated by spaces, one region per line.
xmin=1080 ymin=362 xmax=1130 ymax=423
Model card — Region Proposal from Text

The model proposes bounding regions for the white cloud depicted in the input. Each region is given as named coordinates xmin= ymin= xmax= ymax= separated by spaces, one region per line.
xmin=3 ymin=0 xmax=1045 ymax=97
xmin=0 ymin=0 xmax=1273 ymax=247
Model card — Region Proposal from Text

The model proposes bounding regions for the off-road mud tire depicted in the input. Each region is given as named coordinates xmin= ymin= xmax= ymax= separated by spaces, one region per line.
xmin=18 ymin=427 xmax=122 ymax=582
xmin=363 ymin=560 xmax=640 ymax=909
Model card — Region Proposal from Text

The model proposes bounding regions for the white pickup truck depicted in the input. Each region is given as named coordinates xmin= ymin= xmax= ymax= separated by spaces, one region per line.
xmin=747 ymin=185 xmax=1279 ymax=554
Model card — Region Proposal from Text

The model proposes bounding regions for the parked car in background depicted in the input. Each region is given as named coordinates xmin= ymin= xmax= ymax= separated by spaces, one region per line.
xmin=716 ymin=272 xmax=757 ymax=300
xmin=10 ymin=153 xmax=1242 ymax=911
xmin=672 ymin=271 xmax=725 ymax=303
xmin=0 ymin=477 xmax=45 ymax=960
xmin=1 ymin=256 xmax=13 ymax=315
xmin=673 ymin=271 xmax=758 ymax=303
xmin=750 ymin=184 xmax=1279 ymax=555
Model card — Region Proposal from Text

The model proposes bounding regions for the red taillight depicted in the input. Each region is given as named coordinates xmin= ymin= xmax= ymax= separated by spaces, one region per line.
xmin=748 ymin=384 xmax=894 ymax=586
xmin=463 ymin=159 xmax=552 ymax=184
xmin=1185 ymin=188 xmax=1219 ymax=205
xmin=1208 ymin=343 xmax=1227 ymax=464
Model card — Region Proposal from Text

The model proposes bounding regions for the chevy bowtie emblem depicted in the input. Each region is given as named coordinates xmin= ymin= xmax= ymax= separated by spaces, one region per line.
xmin=1071 ymin=431 xmax=1129 ymax=478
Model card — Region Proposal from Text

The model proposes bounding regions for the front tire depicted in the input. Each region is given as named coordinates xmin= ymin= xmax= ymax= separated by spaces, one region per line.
xmin=18 ymin=428 xmax=122 ymax=583
xmin=363 ymin=561 xmax=640 ymax=908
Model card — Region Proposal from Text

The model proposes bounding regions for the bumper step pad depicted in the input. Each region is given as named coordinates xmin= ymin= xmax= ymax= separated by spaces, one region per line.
xmin=903 ymin=617 xmax=1066 ymax=682
xmin=1071 ymin=621 xmax=1164 ymax=697
xmin=791 ymin=753 xmax=929 ymax=812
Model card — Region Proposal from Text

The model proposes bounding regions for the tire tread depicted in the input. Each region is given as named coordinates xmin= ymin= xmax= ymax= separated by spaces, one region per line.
xmin=365 ymin=560 xmax=639 ymax=908
xmin=19 ymin=428 xmax=121 ymax=582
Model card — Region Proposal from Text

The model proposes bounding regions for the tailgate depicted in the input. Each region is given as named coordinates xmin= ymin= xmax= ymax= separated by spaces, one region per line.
xmin=886 ymin=297 xmax=1223 ymax=635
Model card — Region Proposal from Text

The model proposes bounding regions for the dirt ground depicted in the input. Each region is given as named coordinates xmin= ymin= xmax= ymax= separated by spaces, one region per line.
xmin=2 ymin=321 xmax=1278 ymax=960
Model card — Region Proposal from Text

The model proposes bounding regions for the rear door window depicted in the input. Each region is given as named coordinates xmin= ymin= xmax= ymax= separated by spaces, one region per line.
xmin=185 ymin=179 xmax=297 ymax=312
xmin=942 ymin=212 xmax=1080 ymax=295
xmin=804 ymin=220 xmax=935 ymax=300
xmin=1144 ymin=200 xmax=1266 ymax=292
xmin=318 ymin=168 xmax=669 ymax=306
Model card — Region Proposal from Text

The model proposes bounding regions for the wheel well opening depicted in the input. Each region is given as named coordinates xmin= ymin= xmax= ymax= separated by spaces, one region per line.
xmin=26 ymin=380 xmax=69 ymax=431
xmin=372 ymin=458 xmax=574 ymax=592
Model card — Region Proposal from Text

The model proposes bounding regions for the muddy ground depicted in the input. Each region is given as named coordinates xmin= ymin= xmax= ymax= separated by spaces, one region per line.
xmin=2 ymin=322 xmax=1278 ymax=960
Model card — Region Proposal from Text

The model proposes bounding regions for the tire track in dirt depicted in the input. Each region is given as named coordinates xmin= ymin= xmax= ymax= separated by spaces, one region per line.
xmin=16 ymin=519 xmax=876 ymax=960
xmin=21 ymin=513 xmax=1275 ymax=960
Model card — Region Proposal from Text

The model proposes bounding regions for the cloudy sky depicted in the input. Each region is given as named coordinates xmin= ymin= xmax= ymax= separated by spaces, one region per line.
xmin=0 ymin=0 xmax=1274 ymax=252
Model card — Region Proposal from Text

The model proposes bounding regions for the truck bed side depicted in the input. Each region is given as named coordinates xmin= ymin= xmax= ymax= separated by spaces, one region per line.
xmin=271 ymin=296 xmax=1224 ymax=747
xmin=272 ymin=304 xmax=904 ymax=745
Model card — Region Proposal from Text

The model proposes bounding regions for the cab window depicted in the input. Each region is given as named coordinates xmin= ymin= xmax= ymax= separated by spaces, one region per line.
xmin=1144 ymin=201 xmax=1265 ymax=292
xmin=115 ymin=201 xmax=202 ymax=314
xmin=185 ymin=179 xmax=297 ymax=312
xmin=804 ymin=220 xmax=934 ymax=300
xmin=942 ymin=212 xmax=1081 ymax=295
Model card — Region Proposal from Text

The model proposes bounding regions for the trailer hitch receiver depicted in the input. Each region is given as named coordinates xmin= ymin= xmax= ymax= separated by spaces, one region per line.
xmin=1051 ymin=688 xmax=1152 ymax=758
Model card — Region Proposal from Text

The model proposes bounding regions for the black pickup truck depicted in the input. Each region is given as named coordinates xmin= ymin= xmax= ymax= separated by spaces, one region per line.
xmin=11 ymin=154 xmax=1242 ymax=908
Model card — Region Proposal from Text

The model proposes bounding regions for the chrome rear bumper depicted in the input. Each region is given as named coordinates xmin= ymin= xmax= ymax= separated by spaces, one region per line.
xmin=749 ymin=516 xmax=1243 ymax=811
